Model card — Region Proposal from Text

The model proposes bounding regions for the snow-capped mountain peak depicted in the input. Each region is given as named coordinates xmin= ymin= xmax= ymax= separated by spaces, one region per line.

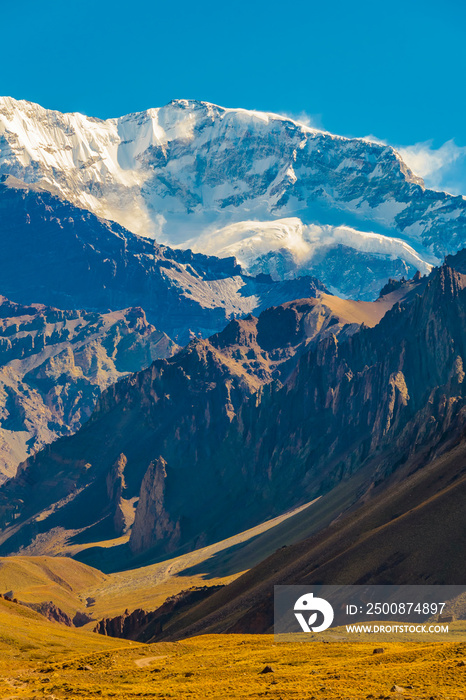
xmin=1 ymin=96 xmax=465 ymax=298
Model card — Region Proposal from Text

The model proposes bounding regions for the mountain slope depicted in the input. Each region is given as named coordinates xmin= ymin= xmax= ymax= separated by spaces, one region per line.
xmin=161 ymin=435 xmax=466 ymax=639
xmin=0 ymin=296 xmax=177 ymax=482
xmin=0 ymin=272 xmax=427 ymax=562
xmin=0 ymin=175 xmax=327 ymax=343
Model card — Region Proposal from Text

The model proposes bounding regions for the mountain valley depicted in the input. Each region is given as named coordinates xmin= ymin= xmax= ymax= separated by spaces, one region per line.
xmin=2 ymin=93 xmax=466 ymax=700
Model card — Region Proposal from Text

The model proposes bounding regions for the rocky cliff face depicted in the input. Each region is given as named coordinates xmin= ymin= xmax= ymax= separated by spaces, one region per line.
xmin=0 ymin=276 xmax=424 ymax=558
xmin=94 ymin=586 xmax=223 ymax=641
xmin=0 ymin=176 xmax=327 ymax=343
xmin=0 ymin=296 xmax=177 ymax=482
xmin=23 ymin=600 xmax=73 ymax=626
xmin=2 ymin=97 xmax=464 ymax=298
xmin=105 ymin=454 xmax=137 ymax=536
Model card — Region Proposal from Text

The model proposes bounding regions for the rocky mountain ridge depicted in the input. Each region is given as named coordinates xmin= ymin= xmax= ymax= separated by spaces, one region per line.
xmin=0 ymin=289 xmax=362 ymax=558
xmin=0 ymin=270 xmax=432 ymax=562
xmin=0 ymin=295 xmax=177 ymax=482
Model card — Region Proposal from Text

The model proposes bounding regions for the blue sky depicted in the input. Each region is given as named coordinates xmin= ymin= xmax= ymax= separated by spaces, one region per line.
xmin=3 ymin=0 xmax=466 ymax=192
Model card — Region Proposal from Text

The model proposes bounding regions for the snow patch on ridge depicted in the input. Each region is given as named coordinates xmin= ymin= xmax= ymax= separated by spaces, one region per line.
xmin=182 ymin=217 xmax=435 ymax=279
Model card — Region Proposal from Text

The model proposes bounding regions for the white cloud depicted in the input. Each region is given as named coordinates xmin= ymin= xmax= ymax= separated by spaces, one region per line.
xmin=396 ymin=140 xmax=466 ymax=196
xmin=361 ymin=134 xmax=388 ymax=147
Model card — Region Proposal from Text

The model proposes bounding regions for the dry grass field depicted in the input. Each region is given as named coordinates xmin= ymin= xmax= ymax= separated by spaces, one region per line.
xmin=1 ymin=593 xmax=466 ymax=700
xmin=1 ymin=519 xmax=466 ymax=699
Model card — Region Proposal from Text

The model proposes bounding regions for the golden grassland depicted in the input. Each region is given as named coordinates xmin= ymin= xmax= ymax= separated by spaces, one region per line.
xmin=1 ymin=546 xmax=466 ymax=699
xmin=0 ymin=557 xmax=107 ymax=618
xmin=0 ymin=551 xmax=238 ymax=625
xmin=1 ymin=598 xmax=466 ymax=700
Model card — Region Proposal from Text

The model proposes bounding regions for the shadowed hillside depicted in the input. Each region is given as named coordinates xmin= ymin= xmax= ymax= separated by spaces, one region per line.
xmin=153 ymin=435 xmax=466 ymax=639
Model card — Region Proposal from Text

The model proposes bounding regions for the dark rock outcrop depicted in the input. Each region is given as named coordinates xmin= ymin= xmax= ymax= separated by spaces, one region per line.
xmin=72 ymin=611 xmax=95 ymax=627
xmin=130 ymin=457 xmax=180 ymax=554
xmin=94 ymin=608 xmax=153 ymax=640
xmin=106 ymin=454 xmax=136 ymax=536
xmin=22 ymin=601 xmax=73 ymax=626
xmin=94 ymin=586 xmax=223 ymax=642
